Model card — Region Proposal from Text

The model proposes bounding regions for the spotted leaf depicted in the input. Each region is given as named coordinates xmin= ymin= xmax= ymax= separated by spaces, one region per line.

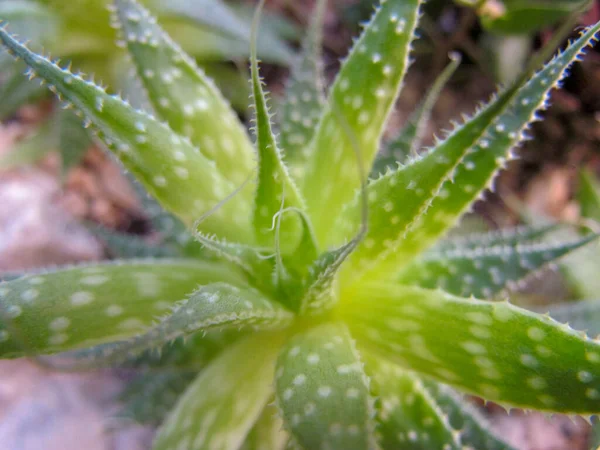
xmin=336 ymin=22 xmax=600 ymax=282
xmin=119 ymin=331 xmax=237 ymax=425
xmin=74 ymin=282 xmax=292 ymax=368
xmin=374 ymin=52 xmax=461 ymax=173
xmin=153 ymin=332 xmax=283 ymax=450
xmin=302 ymin=0 xmax=422 ymax=244
xmin=250 ymin=2 xmax=304 ymax=250
xmin=111 ymin=0 xmax=255 ymax=190
xmin=0 ymin=26 xmax=253 ymax=241
xmin=275 ymin=322 xmax=375 ymax=450
xmin=279 ymin=0 xmax=326 ymax=180
xmin=127 ymin=173 xmax=199 ymax=252
xmin=343 ymin=283 xmax=600 ymax=413
xmin=421 ymin=380 xmax=516 ymax=450
xmin=0 ymin=259 xmax=245 ymax=357
xmin=396 ymin=229 xmax=598 ymax=298
xmin=298 ymin=236 xmax=361 ymax=315
xmin=366 ymin=357 xmax=461 ymax=450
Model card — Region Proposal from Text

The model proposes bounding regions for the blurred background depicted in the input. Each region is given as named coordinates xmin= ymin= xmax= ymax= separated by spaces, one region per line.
xmin=0 ymin=0 xmax=600 ymax=449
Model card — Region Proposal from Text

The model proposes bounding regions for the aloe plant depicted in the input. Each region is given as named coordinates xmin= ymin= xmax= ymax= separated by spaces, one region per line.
xmin=1 ymin=0 xmax=600 ymax=448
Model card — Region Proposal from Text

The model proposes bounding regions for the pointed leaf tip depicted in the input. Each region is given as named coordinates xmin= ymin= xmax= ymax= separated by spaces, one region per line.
xmin=302 ymin=0 xmax=422 ymax=245
xmin=112 ymin=0 xmax=256 ymax=189
xmin=0 ymin=19 xmax=253 ymax=242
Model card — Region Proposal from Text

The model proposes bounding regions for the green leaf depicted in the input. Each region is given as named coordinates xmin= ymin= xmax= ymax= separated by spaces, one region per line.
xmin=479 ymin=0 xmax=591 ymax=34
xmin=119 ymin=331 xmax=236 ymax=425
xmin=342 ymin=283 xmax=600 ymax=413
xmin=77 ymin=282 xmax=292 ymax=367
xmin=0 ymin=118 xmax=54 ymax=169
xmin=88 ymin=223 xmax=180 ymax=258
xmin=192 ymin=233 xmax=275 ymax=292
xmin=57 ymin=109 xmax=92 ymax=176
xmin=374 ymin=52 xmax=461 ymax=173
xmin=302 ymin=0 xmax=422 ymax=244
xmin=298 ymin=237 xmax=361 ymax=315
xmin=126 ymin=174 xmax=196 ymax=251
xmin=154 ymin=0 xmax=295 ymax=64
xmin=0 ymin=0 xmax=58 ymax=49
xmin=153 ymin=332 xmax=283 ymax=450
xmin=249 ymin=2 xmax=305 ymax=250
xmin=0 ymin=61 xmax=47 ymax=120
xmin=0 ymin=259 xmax=246 ymax=357
xmin=0 ymin=26 xmax=253 ymax=241
xmin=240 ymin=402 xmax=288 ymax=450
xmin=366 ymin=357 xmax=461 ymax=450
xmin=421 ymin=379 xmax=517 ymax=450
xmin=336 ymin=22 xmax=600 ymax=283
xmin=279 ymin=0 xmax=326 ymax=179
xmin=579 ymin=169 xmax=600 ymax=222
xmin=111 ymin=0 xmax=256 ymax=191
xmin=396 ymin=228 xmax=598 ymax=298
xmin=275 ymin=322 xmax=375 ymax=450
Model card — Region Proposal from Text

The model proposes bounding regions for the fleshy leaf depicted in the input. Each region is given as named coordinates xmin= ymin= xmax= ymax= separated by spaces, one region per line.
xmin=342 ymin=283 xmax=600 ymax=413
xmin=75 ymin=282 xmax=292 ymax=368
xmin=336 ymin=22 xmax=600 ymax=282
xmin=275 ymin=322 xmax=375 ymax=450
xmin=0 ymin=259 xmax=245 ymax=357
xmin=0 ymin=117 xmax=54 ymax=169
xmin=111 ymin=0 xmax=256 ymax=189
xmin=250 ymin=1 xmax=304 ymax=250
xmin=127 ymin=173 xmax=197 ymax=251
xmin=366 ymin=357 xmax=461 ymax=450
xmin=421 ymin=379 xmax=517 ymax=450
xmin=119 ymin=331 xmax=236 ymax=425
xmin=240 ymin=403 xmax=288 ymax=450
xmin=374 ymin=52 xmax=461 ymax=173
xmin=0 ymin=26 xmax=253 ymax=241
xmin=57 ymin=109 xmax=92 ymax=176
xmin=279 ymin=0 xmax=326 ymax=180
xmin=153 ymin=332 xmax=283 ymax=450
xmin=302 ymin=0 xmax=422 ymax=244
xmin=396 ymin=229 xmax=598 ymax=298
xmin=0 ymin=60 xmax=47 ymax=120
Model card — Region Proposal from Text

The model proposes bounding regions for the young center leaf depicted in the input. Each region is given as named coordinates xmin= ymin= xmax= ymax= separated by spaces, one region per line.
xmin=0 ymin=259 xmax=245 ymax=357
xmin=342 ymin=283 xmax=600 ymax=413
xmin=302 ymin=0 xmax=422 ymax=244
xmin=0 ymin=25 xmax=253 ymax=242
xmin=249 ymin=1 xmax=305 ymax=250
xmin=275 ymin=322 xmax=376 ymax=450
xmin=336 ymin=22 xmax=600 ymax=283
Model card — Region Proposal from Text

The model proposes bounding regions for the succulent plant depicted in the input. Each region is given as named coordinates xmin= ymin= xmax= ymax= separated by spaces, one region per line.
xmin=1 ymin=0 xmax=600 ymax=449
